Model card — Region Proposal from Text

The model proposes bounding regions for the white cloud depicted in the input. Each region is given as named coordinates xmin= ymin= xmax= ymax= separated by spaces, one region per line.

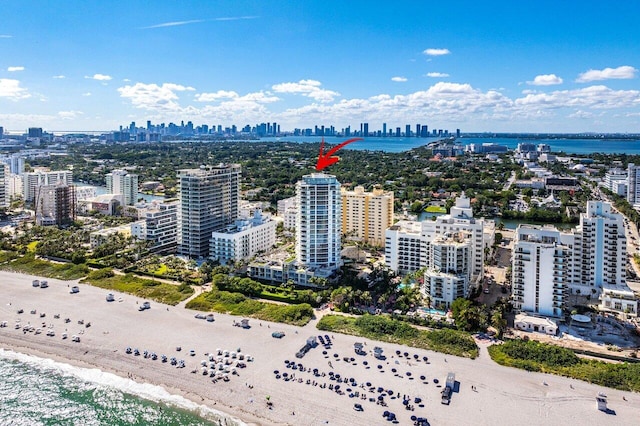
xmin=0 ymin=78 xmax=30 ymax=100
xmin=58 ymin=110 xmax=84 ymax=120
xmin=423 ymin=48 xmax=450 ymax=56
xmin=527 ymin=74 xmax=563 ymax=86
xmin=391 ymin=76 xmax=407 ymax=82
xmin=576 ymin=66 xmax=637 ymax=82
xmin=85 ymin=73 xmax=113 ymax=81
xmin=118 ymin=82 xmax=196 ymax=111
xmin=7 ymin=66 xmax=24 ymax=72
xmin=82 ymin=92 xmax=92 ymax=96
xmin=514 ymin=85 xmax=640 ymax=110
xmin=122 ymin=78 xmax=131 ymax=82
xmin=568 ymin=110 xmax=594 ymax=119
xmin=195 ymin=90 xmax=240 ymax=102
xmin=272 ymin=79 xmax=340 ymax=102
xmin=0 ymin=35 xmax=12 ymax=38
xmin=52 ymin=75 xmax=66 ymax=79
xmin=426 ymin=72 xmax=450 ymax=78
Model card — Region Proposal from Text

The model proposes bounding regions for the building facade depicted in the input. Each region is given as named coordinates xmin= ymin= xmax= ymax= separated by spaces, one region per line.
xmin=177 ymin=164 xmax=241 ymax=258
xmin=296 ymin=173 xmax=342 ymax=270
xmin=341 ymin=185 xmax=394 ymax=247
xmin=23 ymin=170 xmax=73 ymax=202
xmin=210 ymin=209 xmax=276 ymax=264
xmin=139 ymin=200 xmax=179 ymax=253
xmin=35 ymin=183 xmax=76 ymax=226
xmin=423 ymin=233 xmax=472 ymax=309
xmin=106 ymin=169 xmax=139 ymax=206
xmin=512 ymin=226 xmax=569 ymax=317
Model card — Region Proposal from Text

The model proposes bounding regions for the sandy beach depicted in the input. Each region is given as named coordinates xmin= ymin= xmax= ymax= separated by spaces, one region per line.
xmin=1 ymin=270 xmax=639 ymax=426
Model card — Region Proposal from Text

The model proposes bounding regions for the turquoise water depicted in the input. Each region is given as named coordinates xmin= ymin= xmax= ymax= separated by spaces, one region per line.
xmin=0 ymin=350 xmax=241 ymax=426
xmin=418 ymin=308 xmax=448 ymax=316
xmin=263 ymin=135 xmax=640 ymax=155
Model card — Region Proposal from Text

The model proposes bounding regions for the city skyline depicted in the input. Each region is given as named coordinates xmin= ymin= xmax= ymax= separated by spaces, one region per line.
xmin=1 ymin=1 xmax=640 ymax=132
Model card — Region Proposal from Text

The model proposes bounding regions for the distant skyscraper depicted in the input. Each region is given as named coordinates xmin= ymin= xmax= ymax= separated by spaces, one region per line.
xmin=406 ymin=124 xmax=411 ymax=137
xmin=296 ymin=173 xmax=342 ymax=269
xmin=0 ymin=164 xmax=7 ymax=208
xmin=382 ymin=123 xmax=387 ymax=136
xmin=416 ymin=124 xmax=420 ymax=137
xmin=363 ymin=123 xmax=369 ymax=137
xmin=177 ymin=164 xmax=241 ymax=258
xmin=456 ymin=128 xmax=461 ymax=138
xmin=105 ymin=169 xmax=138 ymax=206
xmin=28 ymin=128 xmax=43 ymax=138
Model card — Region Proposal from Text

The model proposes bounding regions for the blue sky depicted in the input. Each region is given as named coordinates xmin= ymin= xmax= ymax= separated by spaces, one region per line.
xmin=1 ymin=0 xmax=639 ymax=133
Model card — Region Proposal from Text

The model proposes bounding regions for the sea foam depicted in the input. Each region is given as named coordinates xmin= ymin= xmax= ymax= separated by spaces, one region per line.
xmin=0 ymin=348 xmax=247 ymax=426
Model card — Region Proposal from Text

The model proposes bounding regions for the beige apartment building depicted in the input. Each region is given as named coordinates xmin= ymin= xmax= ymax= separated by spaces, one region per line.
xmin=341 ymin=185 xmax=393 ymax=247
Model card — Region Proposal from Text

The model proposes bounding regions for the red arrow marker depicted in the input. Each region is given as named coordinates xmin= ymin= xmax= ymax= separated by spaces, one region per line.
xmin=315 ymin=137 xmax=363 ymax=171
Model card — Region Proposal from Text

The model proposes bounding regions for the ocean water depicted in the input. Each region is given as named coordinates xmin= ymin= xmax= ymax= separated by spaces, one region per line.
xmin=262 ymin=135 xmax=640 ymax=155
xmin=0 ymin=349 xmax=244 ymax=426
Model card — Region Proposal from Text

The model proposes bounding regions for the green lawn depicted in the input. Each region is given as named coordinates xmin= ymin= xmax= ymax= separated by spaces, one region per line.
xmin=0 ymin=253 xmax=88 ymax=280
xmin=81 ymin=268 xmax=194 ymax=306
xmin=186 ymin=289 xmax=314 ymax=326
xmin=425 ymin=205 xmax=447 ymax=213
xmin=317 ymin=314 xmax=479 ymax=358
xmin=488 ymin=339 xmax=640 ymax=392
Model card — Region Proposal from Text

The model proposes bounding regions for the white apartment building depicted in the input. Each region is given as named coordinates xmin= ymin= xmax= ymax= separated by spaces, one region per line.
xmin=385 ymin=220 xmax=426 ymax=274
xmin=177 ymin=164 xmax=241 ymax=258
xmin=603 ymin=168 xmax=627 ymax=196
xmin=627 ymin=163 xmax=640 ymax=207
xmin=277 ymin=196 xmax=298 ymax=230
xmin=138 ymin=200 xmax=179 ymax=253
xmin=296 ymin=173 xmax=342 ymax=270
xmin=385 ymin=193 xmax=487 ymax=283
xmin=512 ymin=201 xmax=631 ymax=317
xmin=106 ymin=169 xmax=139 ymax=206
xmin=23 ymin=169 xmax=73 ymax=202
xmin=578 ymin=201 xmax=627 ymax=292
xmin=210 ymin=209 xmax=276 ymax=264
xmin=342 ymin=185 xmax=394 ymax=247
xmin=0 ymin=153 xmax=24 ymax=175
xmin=0 ymin=164 xmax=7 ymax=208
xmin=512 ymin=226 xmax=569 ymax=317
xmin=423 ymin=233 xmax=472 ymax=309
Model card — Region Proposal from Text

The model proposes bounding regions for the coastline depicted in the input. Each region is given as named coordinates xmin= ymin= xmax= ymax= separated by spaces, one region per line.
xmin=2 ymin=270 xmax=640 ymax=425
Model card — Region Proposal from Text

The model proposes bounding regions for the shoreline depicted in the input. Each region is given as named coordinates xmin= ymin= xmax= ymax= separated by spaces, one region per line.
xmin=2 ymin=270 xmax=640 ymax=425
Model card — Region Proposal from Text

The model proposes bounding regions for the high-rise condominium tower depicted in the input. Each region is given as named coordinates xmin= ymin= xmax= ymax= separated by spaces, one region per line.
xmin=296 ymin=173 xmax=342 ymax=269
xmin=177 ymin=164 xmax=241 ymax=258
xmin=105 ymin=169 xmax=139 ymax=206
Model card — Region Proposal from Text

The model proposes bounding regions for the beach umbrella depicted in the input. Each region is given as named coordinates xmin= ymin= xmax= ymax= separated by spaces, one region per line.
xmin=383 ymin=410 xmax=389 ymax=417
xmin=411 ymin=415 xmax=417 ymax=421
xmin=403 ymin=399 xmax=409 ymax=406
xmin=378 ymin=395 xmax=384 ymax=400
xmin=391 ymin=368 xmax=397 ymax=373
xmin=363 ymin=361 xmax=368 ymax=366
xmin=423 ymin=356 xmax=428 ymax=361
xmin=406 ymin=372 xmax=412 ymax=377
xmin=322 ymin=351 xmax=327 ymax=355
xmin=395 ymin=350 xmax=401 ymax=355
xmin=420 ymin=375 xmax=426 ymax=381
xmin=404 ymin=352 xmax=409 ymax=357
xmin=283 ymin=372 xmax=288 ymax=377
xmin=273 ymin=370 xmax=279 ymax=374
xmin=334 ymin=353 xmax=339 ymax=358
xmin=434 ymin=378 xmax=439 ymax=384
xmin=414 ymin=397 xmax=422 ymax=403
xmin=366 ymin=382 xmax=372 ymax=387
xmin=413 ymin=354 xmax=419 ymax=359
